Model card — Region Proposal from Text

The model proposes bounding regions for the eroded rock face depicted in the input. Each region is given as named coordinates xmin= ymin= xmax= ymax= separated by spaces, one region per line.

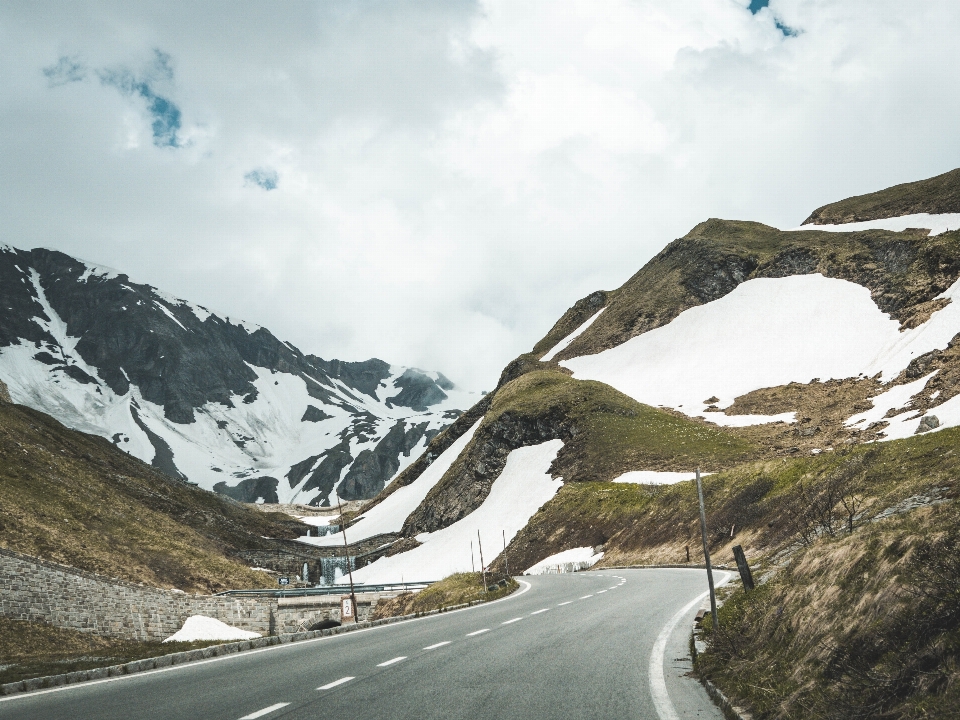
xmin=0 ymin=378 xmax=9 ymax=404
xmin=400 ymin=407 xmax=577 ymax=536
xmin=338 ymin=420 xmax=430 ymax=500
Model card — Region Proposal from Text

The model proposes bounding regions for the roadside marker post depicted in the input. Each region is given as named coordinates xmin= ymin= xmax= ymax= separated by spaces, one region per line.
xmin=696 ymin=468 xmax=719 ymax=632
xmin=336 ymin=497 xmax=359 ymax=624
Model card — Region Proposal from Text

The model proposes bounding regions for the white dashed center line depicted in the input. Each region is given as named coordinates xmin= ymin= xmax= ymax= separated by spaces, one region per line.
xmin=424 ymin=641 xmax=451 ymax=650
xmin=377 ymin=656 xmax=407 ymax=667
xmin=467 ymin=629 xmax=490 ymax=636
xmin=580 ymin=595 xmax=594 ymax=599
xmin=557 ymin=601 xmax=572 ymax=606
xmin=596 ymin=590 xmax=607 ymax=594
xmin=502 ymin=617 xmax=523 ymax=625
xmin=239 ymin=704 xmax=290 ymax=720
xmin=530 ymin=608 xmax=549 ymax=615
xmin=318 ymin=677 xmax=355 ymax=691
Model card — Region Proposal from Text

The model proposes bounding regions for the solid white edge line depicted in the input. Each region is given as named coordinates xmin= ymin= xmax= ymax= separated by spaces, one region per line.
xmin=423 ymin=641 xmax=451 ymax=650
xmin=0 ymin=580 xmax=533 ymax=704
xmin=466 ymin=629 xmax=490 ymax=636
xmin=239 ymin=703 xmax=290 ymax=719
xmin=317 ymin=676 xmax=355 ymax=691
xmin=649 ymin=572 xmax=731 ymax=720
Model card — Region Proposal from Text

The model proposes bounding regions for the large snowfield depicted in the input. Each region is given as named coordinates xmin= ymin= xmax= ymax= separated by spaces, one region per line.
xmin=562 ymin=273 xmax=960 ymax=436
xmin=351 ymin=440 xmax=565 ymax=584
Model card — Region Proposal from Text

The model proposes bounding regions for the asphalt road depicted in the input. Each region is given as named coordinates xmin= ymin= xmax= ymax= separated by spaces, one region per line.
xmin=0 ymin=568 xmax=729 ymax=720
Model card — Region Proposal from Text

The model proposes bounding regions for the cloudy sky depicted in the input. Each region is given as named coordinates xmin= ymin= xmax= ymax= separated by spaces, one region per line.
xmin=2 ymin=1 xmax=959 ymax=391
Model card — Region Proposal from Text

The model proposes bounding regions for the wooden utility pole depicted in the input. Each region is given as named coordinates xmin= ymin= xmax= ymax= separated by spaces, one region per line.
xmin=470 ymin=540 xmax=475 ymax=573
xmin=696 ymin=468 xmax=719 ymax=632
xmin=478 ymin=530 xmax=487 ymax=591
xmin=336 ymin=497 xmax=358 ymax=623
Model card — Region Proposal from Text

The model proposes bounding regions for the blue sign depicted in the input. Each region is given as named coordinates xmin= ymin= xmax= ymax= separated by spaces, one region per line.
xmin=278 ymin=577 xmax=290 ymax=586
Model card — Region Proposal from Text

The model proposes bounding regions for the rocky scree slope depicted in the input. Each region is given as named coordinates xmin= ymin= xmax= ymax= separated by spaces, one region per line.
xmin=349 ymin=167 xmax=960 ymax=578
xmin=0 ymin=246 xmax=476 ymax=506
xmin=0 ymin=395 xmax=308 ymax=593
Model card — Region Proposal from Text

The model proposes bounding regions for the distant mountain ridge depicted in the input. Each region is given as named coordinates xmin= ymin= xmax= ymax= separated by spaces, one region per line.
xmin=0 ymin=245 xmax=476 ymax=505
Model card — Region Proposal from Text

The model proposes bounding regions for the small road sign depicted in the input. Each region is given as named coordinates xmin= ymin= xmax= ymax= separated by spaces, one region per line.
xmin=278 ymin=577 xmax=290 ymax=586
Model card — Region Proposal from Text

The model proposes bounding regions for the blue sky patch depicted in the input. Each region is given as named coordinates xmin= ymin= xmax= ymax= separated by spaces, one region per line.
xmin=97 ymin=54 xmax=183 ymax=148
xmin=43 ymin=56 xmax=87 ymax=86
xmin=245 ymin=168 xmax=279 ymax=191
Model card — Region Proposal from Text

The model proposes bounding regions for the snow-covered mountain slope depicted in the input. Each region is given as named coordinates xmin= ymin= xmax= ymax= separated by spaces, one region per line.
xmin=0 ymin=245 xmax=478 ymax=505
xmin=345 ymin=167 xmax=960 ymax=583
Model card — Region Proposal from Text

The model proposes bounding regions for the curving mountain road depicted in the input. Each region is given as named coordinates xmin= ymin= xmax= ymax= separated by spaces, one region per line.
xmin=0 ymin=569 xmax=728 ymax=720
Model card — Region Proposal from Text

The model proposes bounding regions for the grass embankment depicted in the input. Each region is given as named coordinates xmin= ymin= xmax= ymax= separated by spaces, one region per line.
xmin=496 ymin=426 xmax=959 ymax=577
xmin=0 ymin=617 xmax=226 ymax=685
xmin=0 ymin=402 xmax=307 ymax=592
xmin=697 ymin=501 xmax=960 ymax=719
xmin=804 ymin=166 xmax=960 ymax=225
xmin=489 ymin=370 xmax=756 ymax=480
xmin=370 ymin=573 xmax=519 ymax=620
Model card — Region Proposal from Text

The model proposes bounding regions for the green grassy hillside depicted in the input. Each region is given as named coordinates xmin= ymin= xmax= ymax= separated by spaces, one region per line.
xmin=805 ymin=166 xmax=960 ymax=225
xmin=0 ymin=401 xmax=308 ymax=592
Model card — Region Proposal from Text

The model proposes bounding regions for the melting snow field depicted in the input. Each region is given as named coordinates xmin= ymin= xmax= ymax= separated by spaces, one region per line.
xmin=611 ymin=470 xmax=707 ymax=485
xmin=562 ymin=274 xmax=960 ymax=426
xmin=792 ymin=213 xmax=960 ymax=237
xmin=523 ymin=547 xmax=604 ymax=575
xmin=297 ymin=419 xmax=483 ymax=546
xmin=163 ymin=615 xmax=260 ymax=643
xmin=541 ymin=308 xmax=606 ymax=362
xmin=352 ymin=440 xmax=564 ymax=584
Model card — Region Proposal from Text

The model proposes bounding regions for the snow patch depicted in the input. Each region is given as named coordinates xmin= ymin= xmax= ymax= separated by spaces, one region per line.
xmin=611 ymin=470 xmax=709 ymax=485
xmin=352 ymin=440 xmax=565 ymax=584
xmin=524 ymin=547 xmax=603 ymax=575
xmin=162 ymin=615 xmax=260 ymax=643
xmin=541 ymin=308 xmax=605 ymax=362
xmin=561 ymin=275 xmax=926 ymax=419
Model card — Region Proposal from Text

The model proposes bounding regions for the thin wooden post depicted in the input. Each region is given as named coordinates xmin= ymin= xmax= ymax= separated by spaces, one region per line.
xmin=470 ymin=540 xmax=475 ymax=573
xmin=696 ymin=468 xmax=719 ymax=632
xmin=478 ymin=530 xmax=487 ymax=591
xmin=502 ymin=529 xmax=510 ymax=578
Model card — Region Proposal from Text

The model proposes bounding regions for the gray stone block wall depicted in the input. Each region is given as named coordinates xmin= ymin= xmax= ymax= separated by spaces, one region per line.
xmin=0 ymin=548 xmax=274 ymax=640
xmin=0 ymin=548 xmax=379 ymax=641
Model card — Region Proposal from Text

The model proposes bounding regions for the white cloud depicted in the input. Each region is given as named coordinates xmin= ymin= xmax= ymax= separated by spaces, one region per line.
xmin=1 ymin=1 xmax=959 ymax=392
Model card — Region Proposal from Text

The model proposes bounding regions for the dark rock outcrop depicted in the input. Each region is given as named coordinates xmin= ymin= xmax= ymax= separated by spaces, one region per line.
xmin=386 ymin=369 xmax=449 ymax=411
xmin=401 ymin=407 xmax=577 ymax=536
xmin=338 ymin=420 xmax=430 ymax=500
xmin=213 ymin=476 xmax=280 ymax=504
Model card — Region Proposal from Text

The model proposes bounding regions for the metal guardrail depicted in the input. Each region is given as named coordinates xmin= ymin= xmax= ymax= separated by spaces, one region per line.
xmin=214 ymin=581 xmax=432 ymax=598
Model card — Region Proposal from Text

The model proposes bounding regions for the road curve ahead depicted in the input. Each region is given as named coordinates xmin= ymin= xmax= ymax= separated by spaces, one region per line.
xmin=0 ymin=569 xmax=729 ymax=720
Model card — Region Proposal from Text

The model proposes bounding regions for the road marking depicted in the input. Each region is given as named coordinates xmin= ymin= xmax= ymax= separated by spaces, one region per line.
xmin=466 ymin=629 xmax=490 ymax=636
xmin=502 ymin=617 xmax=523 ymax=625
xmin=377 ymin=656 xmax=407 ymax=667
xmin=0 ymin=580 xmax=536 ymax=705
xmin=239 ymin=703 xmax=290 ymax=719
xmin=557 ymin=601 xmax=572 ymax=606
xmin=580 ymin=594 xmax=593 ymax=599
xmin=649 ymin=572 xmax=731 ymax=720
xmin=423 ymin=641 xmax=451 ymax=650
xmin=596 ymin=590 xmax=607 ymax=594
xmin=530 ymin=608 xmax=549 ymax=615
xmin=318 ymin=676 xmax=355 ymax=690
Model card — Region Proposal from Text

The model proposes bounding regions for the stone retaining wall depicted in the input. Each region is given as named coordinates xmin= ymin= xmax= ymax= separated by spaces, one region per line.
xmin=0 ymin=548 xmax=373 ymax=640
